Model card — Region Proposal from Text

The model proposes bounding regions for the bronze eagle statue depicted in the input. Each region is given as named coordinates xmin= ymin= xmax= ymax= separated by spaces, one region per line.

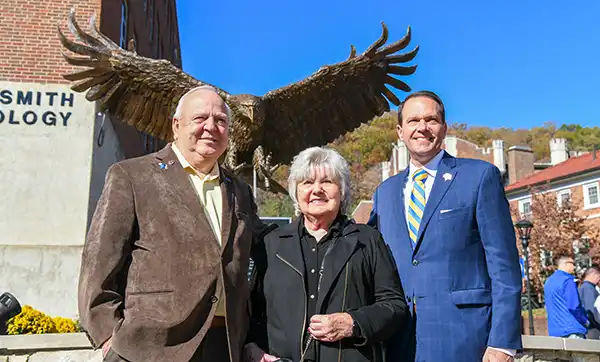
xmin=58 ymin=10 xmax=419 ymax=194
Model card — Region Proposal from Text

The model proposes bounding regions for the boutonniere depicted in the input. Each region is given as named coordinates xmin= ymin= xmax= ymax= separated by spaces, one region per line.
xmin=443 ymin=173 xmax=452 ymax=181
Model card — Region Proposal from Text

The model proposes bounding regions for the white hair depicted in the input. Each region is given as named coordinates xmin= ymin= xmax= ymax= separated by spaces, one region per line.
xmin=173 ymin=85 xmax=231 ymax=120
xmin=288 ymin=146 xmax=351 ymax=216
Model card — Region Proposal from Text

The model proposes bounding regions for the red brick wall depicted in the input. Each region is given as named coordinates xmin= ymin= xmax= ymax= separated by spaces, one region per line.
xmin=0 ymin=0 xmax=181 ymax=157
xmin=508 ymin=183 xmax=600 ymax=239
xmin=0 ymin=0 xmax=101 ymax=83
xmin=0 ymin=0 xmax=180 ymax=84
xmin=508 ymin=148 xmax=535 ymax=185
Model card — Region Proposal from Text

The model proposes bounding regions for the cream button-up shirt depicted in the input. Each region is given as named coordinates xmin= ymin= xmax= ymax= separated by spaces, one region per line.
xmin=172 ymin=143 xmax=226 ymax=316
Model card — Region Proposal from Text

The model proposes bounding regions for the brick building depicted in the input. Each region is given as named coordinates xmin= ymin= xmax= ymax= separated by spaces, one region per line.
xmin=0 ymin=0 xmax=181 ymax=318
xmin=505 ymin=142 xmax=600 ymax=242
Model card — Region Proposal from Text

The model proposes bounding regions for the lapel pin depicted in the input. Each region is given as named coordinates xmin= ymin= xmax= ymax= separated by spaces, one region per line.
xmin=159 ymin=162 xmax=168 ymax=170
xmin=443 ymin=173 xmax=452 ymax=181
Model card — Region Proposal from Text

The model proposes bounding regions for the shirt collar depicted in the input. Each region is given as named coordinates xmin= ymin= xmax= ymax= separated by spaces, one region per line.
xmin=408 ymin=149 xmax=445 ymax=180
xmin=299 ymin=213 xmax=347 ymax=237
xmin=557 ymin=269 xmax=575 ymax=279
xmin=171 ymin=142 xmax=220 ymax=181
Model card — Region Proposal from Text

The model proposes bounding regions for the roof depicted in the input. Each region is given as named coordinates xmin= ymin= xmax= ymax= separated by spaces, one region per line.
xmin=505 ymin=150 xmax=600 ymax=192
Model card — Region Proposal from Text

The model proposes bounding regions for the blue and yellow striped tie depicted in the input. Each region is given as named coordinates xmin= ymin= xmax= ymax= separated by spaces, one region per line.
xmin=408 ymin=169 xmax=428 ymax=249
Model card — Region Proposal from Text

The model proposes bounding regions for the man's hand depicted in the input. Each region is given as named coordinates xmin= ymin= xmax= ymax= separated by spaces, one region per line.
xmin=482 ymin=347 xmax=513 ymax=362
xmin=308 ymin=313 xmax=354 ymax=343
xmin=101 ymin=337 xmax=112 ymax=357
xmin=243 ymin=342 xmax=279 ymax=362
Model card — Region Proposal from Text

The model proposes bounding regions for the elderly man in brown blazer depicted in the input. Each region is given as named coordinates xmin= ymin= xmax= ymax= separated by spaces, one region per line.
xmin=78 ymin=86 xmax=267 ymax=362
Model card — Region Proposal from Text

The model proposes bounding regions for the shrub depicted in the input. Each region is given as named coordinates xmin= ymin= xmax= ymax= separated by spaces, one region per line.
xmin=6 ymin=305 xmax=80 ymax=335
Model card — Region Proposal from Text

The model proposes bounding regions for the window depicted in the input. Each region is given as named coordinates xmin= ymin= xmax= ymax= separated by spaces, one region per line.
xmin=583 ymin=182 xmax=600 ymax=209
xmin=518 ymin=198 xmax=532 ymax=218
xmin=119 ymin=1 xmax=128 ymax=49
xmin=557 ymin=189 xmax=571 ymax=208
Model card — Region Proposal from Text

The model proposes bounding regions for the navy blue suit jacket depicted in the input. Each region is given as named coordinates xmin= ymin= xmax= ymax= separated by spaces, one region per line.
xmin=368 ymin=152 xmax=522 ymax=361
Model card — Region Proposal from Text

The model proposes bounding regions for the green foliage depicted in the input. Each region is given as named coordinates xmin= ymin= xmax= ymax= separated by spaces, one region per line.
xmin=6 ymin=305 xmax=80 ymax=335
xmin=330 ymin=112 xmax=398 ymax=168
xmin=257 ymin=117 xmax=600 ymax=217
xmin=258 ymin=191 xmax=295 ymax=217
xmin=449 ymin=121 xmax=600 ymax=160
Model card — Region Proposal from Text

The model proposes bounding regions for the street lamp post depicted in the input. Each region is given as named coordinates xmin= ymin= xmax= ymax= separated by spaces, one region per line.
xmin=515 ymin=219 xmax=535 ymax=335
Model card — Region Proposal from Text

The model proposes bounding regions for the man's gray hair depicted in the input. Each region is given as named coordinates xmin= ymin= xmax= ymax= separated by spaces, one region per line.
xmin=173 ymin=85 xmax=232 ymax=120
xmin=287 ymin=146 xmax=351 ymax=216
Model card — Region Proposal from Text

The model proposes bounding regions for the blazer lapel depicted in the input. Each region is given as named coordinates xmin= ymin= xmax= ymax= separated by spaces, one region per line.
xmin=155 ymin=144 xmax=220 ymax=254
xmin=393 ymin=169 xmax=410 ymax=241
xmin=316 ymin=222 xmax=359 ymax=313
xmin=219 ymin=169 xmax=234 ymax=254
xmin=414 ymin=153 xmax=457 ymax=252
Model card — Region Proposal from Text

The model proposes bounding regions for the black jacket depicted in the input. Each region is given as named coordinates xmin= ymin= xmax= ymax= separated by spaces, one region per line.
xmin=248 ymin=216 xmax=407 ymax=362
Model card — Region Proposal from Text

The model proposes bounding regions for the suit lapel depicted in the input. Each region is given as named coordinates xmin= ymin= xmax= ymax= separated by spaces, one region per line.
xmin=316 ymin=223 xmax=359 ymax=312
xmin=155 ymin=144 xmax=220 ymax=254
xmin=414 ymin=153 xmax=457 ymax=252
xmin=393 ymin=169 xmax=410 ymax=241
xmin=219 ymin=168 xmax=234 ymax=254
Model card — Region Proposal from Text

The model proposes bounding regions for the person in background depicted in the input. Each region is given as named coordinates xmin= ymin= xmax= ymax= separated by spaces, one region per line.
xmin=578 ymin=265 xmax=600 ymax=339
xmin=544 ymin=255 xmax=590 ymax=339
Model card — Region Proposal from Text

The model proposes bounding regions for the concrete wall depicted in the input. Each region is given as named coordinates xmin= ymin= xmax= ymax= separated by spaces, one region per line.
xmin=516 ymin=335 xmax=600 ymax=361
xmin=0 ymin=82 xmax=123 ymax=319
xmin=2 ymin=334 xmax=600 ymax=362
xmin=0 ymin=246 xmax=84 ymax=320
xmin=0 ymin=82 xmax=96 ymax=246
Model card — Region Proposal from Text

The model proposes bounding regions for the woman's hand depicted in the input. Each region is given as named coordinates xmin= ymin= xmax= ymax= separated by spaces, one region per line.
xmin=308 ymin=312 xmax=354 ymax=343
xmin=243 ymin=342 xmax=279 ymax=362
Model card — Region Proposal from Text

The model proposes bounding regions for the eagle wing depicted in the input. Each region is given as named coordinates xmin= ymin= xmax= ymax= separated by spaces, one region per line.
xmin=261 ymin=23 xmax=418 ymax=165
xmin=58 ymin=9 xmax=228 ymax=141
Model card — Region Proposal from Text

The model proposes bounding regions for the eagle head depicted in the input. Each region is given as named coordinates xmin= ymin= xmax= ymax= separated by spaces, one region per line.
xmin=229 ymin=94 xmax=264 ymax=125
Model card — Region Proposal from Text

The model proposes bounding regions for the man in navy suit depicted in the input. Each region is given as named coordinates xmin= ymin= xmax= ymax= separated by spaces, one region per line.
xmin=368 ymin=91 xmax=522 ymax=361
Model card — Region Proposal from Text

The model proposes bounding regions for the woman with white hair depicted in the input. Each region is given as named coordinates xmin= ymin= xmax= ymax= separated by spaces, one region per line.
xmin=244 ymin=147 xmax=407 ymax=362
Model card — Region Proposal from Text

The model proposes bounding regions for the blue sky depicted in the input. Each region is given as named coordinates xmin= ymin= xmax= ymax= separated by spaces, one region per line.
xmin=176 ymin=0 xmax=600 ymax=129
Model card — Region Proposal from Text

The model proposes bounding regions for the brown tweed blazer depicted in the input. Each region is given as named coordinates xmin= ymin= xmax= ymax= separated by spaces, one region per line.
xmin=78 ymin=144 xmax=265 ymax=362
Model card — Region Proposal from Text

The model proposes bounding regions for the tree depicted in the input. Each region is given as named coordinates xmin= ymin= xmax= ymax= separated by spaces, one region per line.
xmin=511 ymin=184 xmax=600 ymax=301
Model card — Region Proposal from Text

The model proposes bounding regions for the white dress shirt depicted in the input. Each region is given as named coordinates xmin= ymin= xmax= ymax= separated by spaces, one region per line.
xmin=403 ymin=150 xmax=445 ymax=229
xmin=402 ymin=149 xmax=516 ymax=358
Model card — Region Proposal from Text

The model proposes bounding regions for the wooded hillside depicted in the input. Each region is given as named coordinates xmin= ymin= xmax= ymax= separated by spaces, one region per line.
xmin=256 ymin=115 xmax=600 ymax=217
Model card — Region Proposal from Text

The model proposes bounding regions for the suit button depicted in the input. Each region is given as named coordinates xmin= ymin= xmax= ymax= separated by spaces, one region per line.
xmin=211 ymin=295 xmax=219 ymax=303
xmin=412 ymin=260 xmax=419 ymax=266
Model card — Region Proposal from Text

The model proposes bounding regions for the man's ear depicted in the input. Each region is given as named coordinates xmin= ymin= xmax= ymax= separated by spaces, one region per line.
xmin=172 ymin=117 xmax=179 ymax=140
xmin=396 ymin=124 xmax=403 ymax=140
